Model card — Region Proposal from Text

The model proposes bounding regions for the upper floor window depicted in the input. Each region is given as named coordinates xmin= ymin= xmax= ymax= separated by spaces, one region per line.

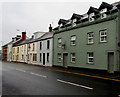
xmin=47 ymin=40 xmax=50 ymax=49
xmin=33 ymin=43 xmax=35 ymax=51
xmin=71 ymin=53 xmax=76 ymax=63
xmin=100 ymin=8 xmax=107 ymax=19
xmin=71 ymin=35 xmax=76 ymax=46
xmin=40 ymin=42 xmax=42 ymax=50
xmin=100 ymin=30 xmax=107 ymax=43
xmin=58 ymin=38 xmax=62 ymax=47
xmin=72 ymin=19 xmax=77 ymax=27
xmin=89 ymin=13 xmax=95 ymax=22
xmin=87 ymin=52 xmax=94 ymax=64
xmin=87 ymin=32 xmax=94 ymax=44
xmin=17 ymin=47 xmax=19 ymax=53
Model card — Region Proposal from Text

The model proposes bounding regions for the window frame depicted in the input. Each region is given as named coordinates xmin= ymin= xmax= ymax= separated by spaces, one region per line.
xmin=58 ymin=53 xmax=62 ymax=62
xmin=70 ymin=35 xmax=76 ymax=46
xmin=58 ymin=38 xmax=62 ymax=47
xmin=71 ymin=53 xmax=76 ymax=63
xmin=87 ymin=52 xmax=94 ymax=64
xmin=87 ymin=32 xmax=94 ymax=44
xmin=99 ymin=29 xmax=107 ymax=43
xmin=47 ymin=40 xmax=50 ymax=49
xmin=40 ymin=41 xmax=42 ymax=50
xmin=47 ymin=53 xmax=49 ymax=62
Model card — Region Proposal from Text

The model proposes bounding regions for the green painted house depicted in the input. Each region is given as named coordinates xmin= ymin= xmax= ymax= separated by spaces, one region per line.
xmin=53 ymin=2 xmax=120 ymax=73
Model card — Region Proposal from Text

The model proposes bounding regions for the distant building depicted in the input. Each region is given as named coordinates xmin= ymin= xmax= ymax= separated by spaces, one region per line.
xmin=53 ymin=2 xmax=120 ymax=73
xmin=12 ymin=32 xmax=27 ymax=62
xmin=7 ymin=35 xmax=21 ymax=62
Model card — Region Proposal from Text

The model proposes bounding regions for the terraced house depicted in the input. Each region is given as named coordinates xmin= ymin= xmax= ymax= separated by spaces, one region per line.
xmin=12 ymin=32 xmax=27 ymax=62
xmin=53 ymin=2 xmax=120 ymax=73
xmin=36 ymin=24 xmax=53 ymax=66
xmin=27 ymin=31 xmax=45 ymax=65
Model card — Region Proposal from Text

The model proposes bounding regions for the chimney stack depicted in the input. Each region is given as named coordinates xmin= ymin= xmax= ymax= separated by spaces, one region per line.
xmin=49 ymin=24 xmax=52 ymax=32
xmin=22 ymin=32 xmax=26 ymax=40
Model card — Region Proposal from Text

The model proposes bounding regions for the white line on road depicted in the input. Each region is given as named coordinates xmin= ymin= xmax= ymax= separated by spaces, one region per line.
xmin=15 ymin=69 xmax=26 ymax=72
xmin=30 ymin=72 xmax=47 ymax=78
xmin=57 ymin=79 xmax=93 ymax=90
xmin=118 ymin=95 xmax=120 ymax=97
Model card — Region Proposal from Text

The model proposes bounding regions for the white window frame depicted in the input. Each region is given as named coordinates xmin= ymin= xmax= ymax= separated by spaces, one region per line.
xmin=72 ymin=19 xmax=77 ymax=27
xmin=87 ymin=52 xmax=94 ymax=64
xmin=58 ymin=53 xmax=62 ymax=62
xmin=89 ymin=13 xmax=95 ymax=22
xmin=58 ymin=38 xmax=62 ymax=47
xmin=87 ymin=32 xmax=94 ymax=44
xmin=100 ymin=30 xmax=107 ymax=43
xmin=71 ymin=35 xmax=76 ymax=46
xmin=100 ymin=8 xmax=107 ymax=19
xmin=71 ymin=53 xmax=76 ymax=63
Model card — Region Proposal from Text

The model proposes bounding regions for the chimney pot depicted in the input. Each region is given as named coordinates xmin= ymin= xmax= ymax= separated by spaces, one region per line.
xmin=49 ymin=24 xmax=52 ymax=32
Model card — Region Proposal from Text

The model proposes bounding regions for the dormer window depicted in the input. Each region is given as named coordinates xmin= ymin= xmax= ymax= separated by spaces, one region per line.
xmin=100 ymin=8 xmax=107 ymax=19
xmin=89 ymin=13 xmax=95 ymax=22
xmin=59 ymin=23 xmax=63 ymax=27
xmin=72 ymin=19 xmax=77 ymax=27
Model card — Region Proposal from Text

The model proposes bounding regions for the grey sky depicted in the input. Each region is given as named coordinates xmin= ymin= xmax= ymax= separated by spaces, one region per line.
xmin=1 ymin=0 xmax=117 ymax=47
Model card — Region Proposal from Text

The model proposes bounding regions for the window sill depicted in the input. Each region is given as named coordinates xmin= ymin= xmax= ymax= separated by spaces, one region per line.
xmin=87 ymin=62 xmax=94 ymax=65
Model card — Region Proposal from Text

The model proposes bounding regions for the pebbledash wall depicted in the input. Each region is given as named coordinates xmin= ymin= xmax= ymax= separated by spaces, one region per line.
xmin=53 ymin=2 xmax=120 ymax=73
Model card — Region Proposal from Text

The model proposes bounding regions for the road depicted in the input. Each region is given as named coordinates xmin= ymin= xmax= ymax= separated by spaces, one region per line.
xmin=2 ymin=61 xmax=120 ymax=96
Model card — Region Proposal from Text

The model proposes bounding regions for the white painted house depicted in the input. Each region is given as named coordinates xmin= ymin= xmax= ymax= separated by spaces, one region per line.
xmin=37 ymin=24 xmax=53 ymax=66
xmin=27 ymin=31 xmax=46 ymax=65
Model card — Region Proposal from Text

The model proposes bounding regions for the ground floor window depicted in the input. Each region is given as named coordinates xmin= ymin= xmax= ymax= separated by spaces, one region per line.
xmin=47 ymin=53 xmax=49 ymax=62
xmin=33 ymin=54 xmax=37 ymax=61
xmin=40 ymin=53 xmax=42 ymax=62
xmin=58 ymin=53 xmax=62 ymax=62
xmin=87 ymin=52 xmax=94 ymax=64
xmin=71 ymin=53 xmax=76 ymax=63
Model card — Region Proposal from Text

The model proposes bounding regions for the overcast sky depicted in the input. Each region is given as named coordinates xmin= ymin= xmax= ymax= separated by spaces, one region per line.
xmin=0 ymin=0 xmax=118 ymax=48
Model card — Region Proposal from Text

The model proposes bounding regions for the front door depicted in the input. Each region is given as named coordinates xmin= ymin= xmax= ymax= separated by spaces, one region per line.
xmin=43 ymin=53 xmax=45 ymax=65
xmin=63 ymin=53 xmax=68 ymax=68
xmin=108 ymin=52 xmax=114 ymax=73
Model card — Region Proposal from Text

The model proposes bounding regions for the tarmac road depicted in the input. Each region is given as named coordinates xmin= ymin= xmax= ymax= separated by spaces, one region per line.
xmin=2 ymin=61 xmax=120 ymax=96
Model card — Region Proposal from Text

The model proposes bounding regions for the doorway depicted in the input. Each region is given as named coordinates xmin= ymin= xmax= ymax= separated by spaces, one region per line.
xmin=108 ymin=52 xmax=114 ymax=73
xmin=43 ymin=53 xmax=45 ymax=65
xmin=63 ymin=53 xmax=68 ymax=68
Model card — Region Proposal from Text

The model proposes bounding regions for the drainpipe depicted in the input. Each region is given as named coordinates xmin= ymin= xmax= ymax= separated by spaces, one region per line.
xmin=117 ymin=4 xmax=120 ymax=73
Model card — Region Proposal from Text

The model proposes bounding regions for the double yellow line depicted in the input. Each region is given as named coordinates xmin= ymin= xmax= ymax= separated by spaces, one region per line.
xmin=42 ymin=67 xmax=120 ymax=82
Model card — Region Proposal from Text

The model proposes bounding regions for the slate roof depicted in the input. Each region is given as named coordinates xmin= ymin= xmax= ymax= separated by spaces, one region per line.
xmin=36 ymin=32 xmax=53 ymax=41
xmin=71 ymin=13 xmax=83 ymax=20
xmin=87 ymin=6 xmax=99 ymax=15
xmin=58 ymin=19 xmax=69 ymax=25
xmin=14 ymin=38 xmax=33 ymax=46
xmin=99 ymin=2 xmax=113 ymax=11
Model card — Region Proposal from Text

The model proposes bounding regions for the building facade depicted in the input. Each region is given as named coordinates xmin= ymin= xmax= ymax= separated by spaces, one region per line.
xmin=27 ymin=32 xmax=46 ymax=65
xmin=37 ymin=25 xmax=53 ymax=66
xmin=53 ymin=2 xmax=120 ymax=73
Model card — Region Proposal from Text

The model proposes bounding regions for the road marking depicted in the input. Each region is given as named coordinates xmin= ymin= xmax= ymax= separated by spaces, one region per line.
xmin=57 ymin=79 xmax=93 ymax=90
xmin=30 ymin=72 xmax=47 ymax=78
xmin=118 ymin=95 xmax=120 ymax=97
xmin=15 ymin=69 xmax=26 ymax=72
xmin=46 ymin=69 xmax=120 ymax=82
